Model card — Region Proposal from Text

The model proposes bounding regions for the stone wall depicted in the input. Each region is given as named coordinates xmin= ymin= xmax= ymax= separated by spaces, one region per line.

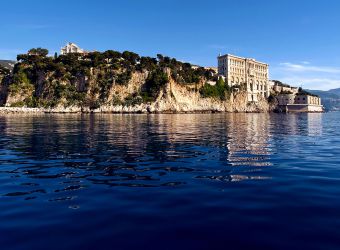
xmin=286 ymin=104 xmax=323 ymax=113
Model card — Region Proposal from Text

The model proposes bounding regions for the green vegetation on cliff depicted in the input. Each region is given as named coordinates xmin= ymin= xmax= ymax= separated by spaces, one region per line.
xmin=200 ymin=77 xmax=231 ymax=101
xmin=2 ymin=48 xmax=217 ymax=108
xmin=141 ymin=68 xmax=169 ymax=102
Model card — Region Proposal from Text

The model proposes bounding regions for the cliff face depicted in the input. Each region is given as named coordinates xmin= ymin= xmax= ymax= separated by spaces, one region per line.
xmin=134 ymin=75 xmax=270 ymax=113
xmin=0 ymin=72 xmax=11 ymax=106
xmin=1 ymin=69 xmax=271 ymax=113
xmin=69 ymin=77 xmax=267 ymax=113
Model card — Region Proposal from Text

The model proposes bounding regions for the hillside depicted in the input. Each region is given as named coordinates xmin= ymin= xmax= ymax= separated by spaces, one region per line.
xmin=0 ymin=48 xmax=271 ymax=113
xmin=0 ymin=60 xmax=16 ymax=71
xmin=308 ymin=88 xmax=340 ymax=111
xmin=329 ymin=88 xmax=340 ymax=96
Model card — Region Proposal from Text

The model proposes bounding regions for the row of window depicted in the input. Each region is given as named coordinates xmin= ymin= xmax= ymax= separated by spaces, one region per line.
xmin=230 ymin=77 xmax=267 ymax=88
xmin=229 ymin=60 xmax=244 ymax=67
xmin=230 ymin=68 xmax=245 ymax=74
xmin=249 ymin=92 xmax=269 ymax=101
xmin=228 ymin=70 xmax=268 ymax=79
xmin=251 ymin=64 xmax=267 ymax=72
xmin=296 ymin=97 xmax=320 ymax=105
xmin=219 ymin=59 xmax=267 ymax=71
xmin=230 ymin=60 xmax=267 ymax=72
xmin=254 ymin=72 xmax=267 ymax=78
xmin=281 ymin=97 xmax=320 ymax=105
xmin=250 ymin=84 xmax=267 ymax=91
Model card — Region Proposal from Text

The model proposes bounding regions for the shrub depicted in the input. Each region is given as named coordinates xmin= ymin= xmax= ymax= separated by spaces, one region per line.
xmin=200 ymin=77 xmax=231 ymax=101
xmin=141 ymin=69 xmax=168 ymax=101
xmin=124 ymin=94 xmax=143 ymax=106
xmin=8 ymin=69 xmax=34 ymax=95
xmin=116 ymin=70 xmax=132 ymax=85
xmin=10 ymin=101 xmax=25 ymax=107
xmin=112 ymin=95 xmax=123 ymax=106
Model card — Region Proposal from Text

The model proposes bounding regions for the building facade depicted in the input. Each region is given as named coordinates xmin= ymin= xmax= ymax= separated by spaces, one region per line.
xmin=295 ymin=94 xmax=321 ymax=105
xmin=61 ymin=42 xmax=85 ymax=55
xmin=204 ymin=67 xmax=218 ymax=74
xmin=276 ymin=94 xmax=296 ymax=106
xmin=277 ymin=93 xmax=323 ymax=112
xmin=218 ymin=54 xmax=269 ymax=102
xmin=270 ymin=81 xmax=299 ymax=94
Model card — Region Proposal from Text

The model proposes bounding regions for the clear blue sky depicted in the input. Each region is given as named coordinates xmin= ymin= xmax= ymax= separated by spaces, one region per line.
xmin=1 ymin=0 xmax=340 ymax=90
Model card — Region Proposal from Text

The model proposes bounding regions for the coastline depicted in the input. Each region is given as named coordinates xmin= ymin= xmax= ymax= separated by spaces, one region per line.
xmin=0 ymin=106 xmax=258 ymax=114
xmin=0 ymin=106 xmax=323 ymax=114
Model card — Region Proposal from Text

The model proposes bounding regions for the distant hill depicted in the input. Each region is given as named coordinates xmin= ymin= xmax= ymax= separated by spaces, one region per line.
xmin=308 ymin=88 xmax=340 ymax=111
xmin=328 ymin=88 xmax=340 ymax=96
xmin=0 ymin=60 xmax=16 ymax=71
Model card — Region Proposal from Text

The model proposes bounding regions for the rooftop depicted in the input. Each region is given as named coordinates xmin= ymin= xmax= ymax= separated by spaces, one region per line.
xmin=218 ymin=53 xmax=268 ymax=66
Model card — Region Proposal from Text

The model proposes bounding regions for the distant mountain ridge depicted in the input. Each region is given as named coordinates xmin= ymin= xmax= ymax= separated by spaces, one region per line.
xmin=329 ymin=88 xmax=340 ymax=96
xmin=308 ymin=88 xmax=340 ymax=111
xmin=0 ymin=60 xmax=16 ymax=71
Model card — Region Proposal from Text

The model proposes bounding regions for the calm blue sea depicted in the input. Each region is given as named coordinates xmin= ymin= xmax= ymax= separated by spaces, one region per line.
xmin=0 ymin=113 xmax=340 ymax=250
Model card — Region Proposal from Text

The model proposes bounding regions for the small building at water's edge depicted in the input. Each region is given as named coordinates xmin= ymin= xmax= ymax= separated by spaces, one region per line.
xmin=277 ymin=93 xmax=323 ymax=112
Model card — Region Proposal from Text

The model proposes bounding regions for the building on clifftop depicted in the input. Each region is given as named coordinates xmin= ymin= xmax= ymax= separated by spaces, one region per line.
xmin=218 ymin=54 xmax=269 ymax=102
xmin=61 ymin=42 xmax=86 ymax=55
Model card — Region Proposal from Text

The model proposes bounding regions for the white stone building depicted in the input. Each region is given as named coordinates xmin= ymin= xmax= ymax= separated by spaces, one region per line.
xmin=218 ymin=54 xmax=269 ymax=102
xmin=61 ymin=42 xmax=85 ymax=55
xmin=277 ymin=93 xmax=323 ymax=112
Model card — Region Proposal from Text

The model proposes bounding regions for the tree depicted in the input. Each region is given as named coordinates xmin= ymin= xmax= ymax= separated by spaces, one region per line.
xmin=28 ymin=48 xmax=49 ymax=57
xmin=122 ymin=51 xmax=140 ymax=65
xmin=157 ymin=54 xmax=164 ymax=62
xmin=217 ymin=76 xmax=225 ymax=86
xmin=142 ymin=69 xmax=168 ymax=100
xmin=57 ymin=53 xmax=80 ymax=68
xmin=139 ymin=57 xmax=157 ymax=71
xmin=103 ymin=50 xmax=122 ymax=60
xmin=200 ymin=77 xmax=230 ymax=100
xmin=54 ymin=52 xmax=58 ymax=60
xmin=17 ymin=54 xmax=29 ymax=62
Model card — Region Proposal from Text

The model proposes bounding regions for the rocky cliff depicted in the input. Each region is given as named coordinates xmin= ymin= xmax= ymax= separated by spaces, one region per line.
xmin=1 ymin=70 xmax=271 ymax=113
xmin=0 ymin=50 xmax=272 ymax=113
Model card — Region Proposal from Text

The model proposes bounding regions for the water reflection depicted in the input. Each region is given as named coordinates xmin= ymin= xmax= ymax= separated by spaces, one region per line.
xmin=226 ymin=113 xmax=271 ymax=167
xmin=0 ymin=113 xmax=323 ymax=200
xmin=306 ymin=113 xmax=323 ymax=136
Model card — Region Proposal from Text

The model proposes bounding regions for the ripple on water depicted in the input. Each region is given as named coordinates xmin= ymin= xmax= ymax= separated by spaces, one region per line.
xmin=0 ymin=113 xmax=340 ymax=249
